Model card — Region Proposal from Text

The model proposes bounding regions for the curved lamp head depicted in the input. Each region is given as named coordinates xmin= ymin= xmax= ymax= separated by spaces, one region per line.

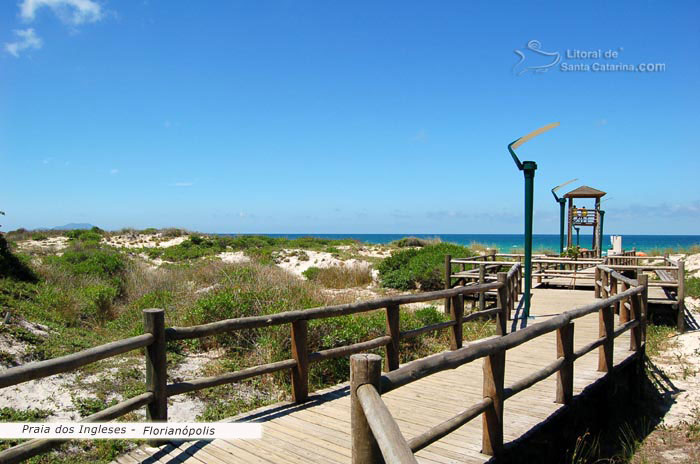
xmin=551 ymin=178 xmax=578 ymax=202
xmin=508 ymin=122 xmax=560 ymax=170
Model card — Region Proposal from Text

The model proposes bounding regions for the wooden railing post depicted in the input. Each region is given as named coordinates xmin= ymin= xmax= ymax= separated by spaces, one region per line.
xmin=594 ymin=266 xmax=601 ymax=298
xmin=291 ymin=320 xmax=309 ymax=402
xmin=444 ymin=255 xmax=452 ymax=314
xmin=556 ymin=322 xmax=574 ymax=404
xmin=351 ymin=354 xmax=383 ymax=464
xmin=516 ymin=265 xmax=522 ymax=295
xmin=478 ymin=264 xmax=486 ymax=312
xmin=536 ymin=262 xmax=543 ymax=284
xmin=619 ymin=281 xmax=630 ymax=323
xmin=677 ymin=260 xmax=686 ymax=332
xmin=630 ymin=282 xmax=643 ymax=353
xmin=598 ymin=304 xmax=614 ymax=372
xmin=449 ymin=295 xmax=464 ymax=350
xmin=143 ymin=309 xmax=168 ymax=427
xmin=482 ymin=349 xmax=505 ymax=456
xmin=385 ymin=304 xmax=400 ymax=371
xmin=610 ymin=275 xmax=618 ymax=314
xmin=601 ymin=270 xmax=609 ymax=299
xmin=496 ymin=273 xmax=508 ymax=334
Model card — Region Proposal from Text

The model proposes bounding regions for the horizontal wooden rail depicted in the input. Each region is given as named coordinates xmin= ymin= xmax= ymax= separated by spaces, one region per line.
xmin=166 ymin=281 xmax=502 ymax=341
xmin=166 ymin=358 xmax=297 ymax=397
xmin=400 ymin=321 xmax=455 ymax=339
xmin=380 ymin=286 xmax=642 ymax=394
xmin=0 ymin=334 xmax=154 ymax=389
xmin=308 ymin=336 xmax=391 ymax=363
xmin=504 ymin=357 xmax=565 ymax=400
xmin=573 ymin=336 xmax=606 ymax=360
xmin=407 ymin=397 xmax=493 ymax=453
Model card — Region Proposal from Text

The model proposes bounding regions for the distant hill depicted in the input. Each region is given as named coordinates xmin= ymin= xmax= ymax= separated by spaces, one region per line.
xmin=52 ymin=223 xmax=97 ymax=230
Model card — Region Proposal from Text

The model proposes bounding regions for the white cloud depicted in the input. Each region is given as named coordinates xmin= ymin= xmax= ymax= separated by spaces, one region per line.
xmin=20 ymin=0 xmax=103 ymax=25
xmin=110 ymin=168 xmax=119 ymax=175
xmin=4 ymin=28 xmax=42 ymax=57
xmin=173 ymin=182 xmax=193 ymax=187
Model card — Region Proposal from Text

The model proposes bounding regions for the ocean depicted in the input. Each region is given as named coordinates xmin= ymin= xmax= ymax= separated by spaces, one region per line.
xmin=223 ymin=234 xmax=700 ymax=253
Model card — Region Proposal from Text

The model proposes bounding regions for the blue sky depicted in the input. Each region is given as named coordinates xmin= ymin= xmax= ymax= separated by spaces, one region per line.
xmin=1 ymin=0 xmax=698 ymax=234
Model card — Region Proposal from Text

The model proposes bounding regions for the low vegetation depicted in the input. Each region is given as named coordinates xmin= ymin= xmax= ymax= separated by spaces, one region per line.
xmin=391 ymin=236 xmax=440 ymax=248
xmin=377 ymin=243 xmax=475 ymax=290
xmin=685 ymin=277 xmax=699 ymax=298
xmin=144 ymin=234 xmax=359 ymax=264
xmin=0 ymin=229 xmax=497 ymax=463
xmin=302 ymin=264 xmax=373 ymax=288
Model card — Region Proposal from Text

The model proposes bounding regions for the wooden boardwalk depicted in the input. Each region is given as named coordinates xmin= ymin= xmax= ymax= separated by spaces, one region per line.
xmin=116 ymin=287 xmax=635 ymax=464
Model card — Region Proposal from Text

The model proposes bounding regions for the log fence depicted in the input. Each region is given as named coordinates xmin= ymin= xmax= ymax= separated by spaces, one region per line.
xmin=0 ymin=265 xmax=521 ymax=464
xmin=350 ymin=265 xmax=648 ymax=463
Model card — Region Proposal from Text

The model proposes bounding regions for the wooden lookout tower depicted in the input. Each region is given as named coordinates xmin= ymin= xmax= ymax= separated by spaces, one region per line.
xmin=564 ymin=186 xmax=606 ymax=257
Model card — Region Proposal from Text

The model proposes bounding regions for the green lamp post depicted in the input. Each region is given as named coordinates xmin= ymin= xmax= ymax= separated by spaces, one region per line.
xmin=551 ymin=179 xmax=578 ymax=256
xmin=508 ymin=122 xmax=560 ymax=321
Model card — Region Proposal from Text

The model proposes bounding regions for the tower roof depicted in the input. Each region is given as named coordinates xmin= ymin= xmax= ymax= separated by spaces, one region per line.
xmin=563 ymin=186 xmax=606 ymax=198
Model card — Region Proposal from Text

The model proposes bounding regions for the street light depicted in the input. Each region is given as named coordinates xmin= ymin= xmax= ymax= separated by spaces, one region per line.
xmin=551 ymin=179 xmax=578 ymax=255
xmin=508 ymin=122 xmax=560 ymax=321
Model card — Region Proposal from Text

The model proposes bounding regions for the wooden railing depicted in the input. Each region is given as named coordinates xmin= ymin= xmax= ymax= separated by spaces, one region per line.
xmin=350 ymin=269 xmax=648 ymax=463
xmin=0 ymin=266 xmax=521 ymax=463
xmin=596 ymin=260 xmax=685 ymax=331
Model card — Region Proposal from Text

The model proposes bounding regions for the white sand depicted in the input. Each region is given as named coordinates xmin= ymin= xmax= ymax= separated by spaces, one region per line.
xmin=273 ymin=249 xmax=372 ymax=278
xmin=16 ymin=236 xmax=69 ymax=252
xmin=102 ymin=234 xmax=187 ymax=249
xmin=653 ymin=298 xmax=700 ymax=427
xmin=217 ymin=251 xmax=250 ymax=264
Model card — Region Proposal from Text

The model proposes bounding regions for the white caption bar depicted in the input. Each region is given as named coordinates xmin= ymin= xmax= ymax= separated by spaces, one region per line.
xmin=0 ymin=423 xmax=262 ymax=440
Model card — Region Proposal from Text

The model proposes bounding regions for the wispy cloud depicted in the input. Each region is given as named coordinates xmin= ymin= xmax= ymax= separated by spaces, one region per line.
xmin=110 ymin=168 xmax=119 ymax=175
xmin=6 ymin=0 xmax=104 ymax=57
xmin=20 ymin=0 xmax=103 ymax=25
xmin=4 ymin=28 xmax=42 ymax=57
xmin=173 ymin=182 xmax=193 ymax=187
xmin=411 ymin=128 xmax=428 ymax=143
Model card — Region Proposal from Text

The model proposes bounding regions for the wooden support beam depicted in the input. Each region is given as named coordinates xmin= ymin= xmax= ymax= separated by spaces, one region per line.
xmin=677 ymin=261 xmax=686 ymax=332
xmin=598 ymin=305 xmax=614 ymax=372
xmin=291 ymin=320 xmax=309 ymax=402
xmin=449 ymin=295 xmax=464 ymax=350
xmin=385 ymin=305 xmax=400 ymax=372
xmin=143 ymin=308 xmax=167 ymax=445
xmin=482 ymin=350 xmax=505 ymax=456
xmin=351 ymin=354 xmax=383 ymax=464
xmin=444 ymin=254 xmax=452 ymax=314
xmin=556 ymin=323 xmax=574 ymax=404
xmin=479 ymin=264 xmax=486 ymax=311
xmin=496 ymin=273 xmax=508 ymax=333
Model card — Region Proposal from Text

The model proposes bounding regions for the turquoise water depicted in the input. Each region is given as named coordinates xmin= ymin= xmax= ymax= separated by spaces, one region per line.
xmin=225 ymin=234 xmax=700 ymax=253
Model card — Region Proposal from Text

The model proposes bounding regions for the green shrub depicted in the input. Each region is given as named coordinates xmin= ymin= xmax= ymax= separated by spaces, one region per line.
xmin=378 ymin=243 xmax=475 ymax=290
xmin=0 ymin=235 xmax=38 ymax=282
xmin=82 ymin=284 xmax=119 ymax=322
xmin=31 ymin=233 xmax=48 ymax=241
xmin=48 ymin=247 xmax=125 ymax=280
xmin=393 ymin=236 xmax=429 ymax=247
xmin=66 ymin=229 xmax=103 ymax=243
xmin=0 ymin=407 xmax=52 ymax=421
xmin=302 ymin=266 xmax=321 ymax=281
xmin=686 ymin=277 xmax=700 ymax=298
